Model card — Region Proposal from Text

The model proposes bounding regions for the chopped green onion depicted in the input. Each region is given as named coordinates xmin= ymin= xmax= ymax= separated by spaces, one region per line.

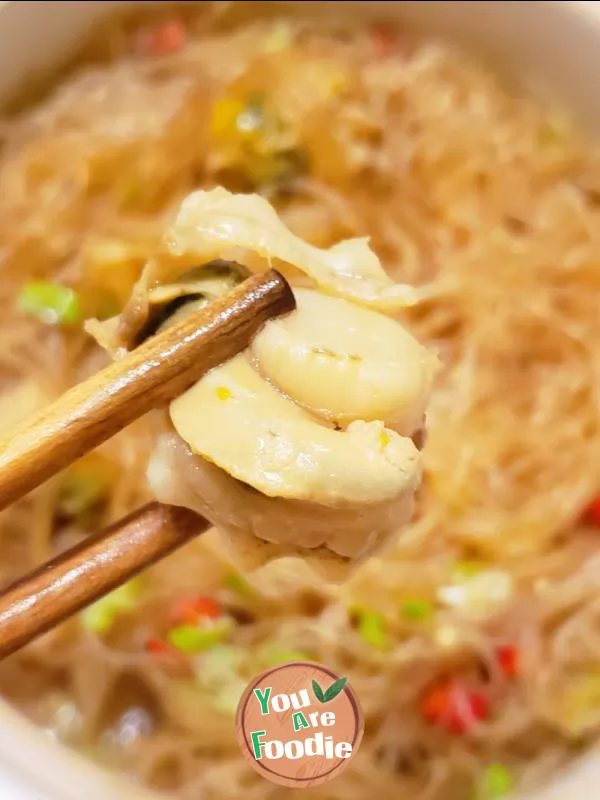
xmin=81 ymin=578 xmax=143 ymax=634
xmin=439 ymin=569 xmax=514 ymax=619
xmin=452 ymin=560 xmax=484 ymax=580
xmin=537 ymin=107 xmax=573 ymax=149
xmin=197 ymin=644 xmax=245 ymax=681
xmin=539 ymin=116 xmax=569 ymax=147
xmin=224 ymin=572 xmax=255 ymax=597
xmin=194 ymin=645 xmax=247 ymax=715
xmin=59 ymin=475 xmax=103 ymax=515
xmin=18 ymin=281 xmax=81 ymax=326
xmin=356 ymin=609 xmax=389 ymax=649
xmin=237 ymin=93 xmax=265 ymax=133
xmin=401 ymin=598 xmax=434 ymax=622
xmin=195 ymin=645 xmax=246 ymax=716
xmin=212 ymin=679 xmax=246 ymax=716
xmin=168 ymin=621 xmax=231 ymax=654
xmin=479 ymin=763 xmax=514 ymax=799
xmin=93 ymin=290 xmax=120 ymax=321
xmin=262 ymin=21 xmax=293 ymax=53
xmin=59 ymin=468 xmax=110 ymax=517
xmin=119 ymin=178 xmax=144 ymax=206
xmin=539 ymin=124 xmax=561 ymax=145
xmin=553 ymin=674 xmax=600 ymax=736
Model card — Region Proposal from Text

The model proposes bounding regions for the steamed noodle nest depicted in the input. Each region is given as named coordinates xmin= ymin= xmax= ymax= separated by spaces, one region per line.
xmin=1 ymin=4 xmax=600 ymax=800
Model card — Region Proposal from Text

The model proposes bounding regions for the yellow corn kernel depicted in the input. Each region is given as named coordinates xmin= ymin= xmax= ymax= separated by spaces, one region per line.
xmin=210 ymin=97 xmax=246 ymax=139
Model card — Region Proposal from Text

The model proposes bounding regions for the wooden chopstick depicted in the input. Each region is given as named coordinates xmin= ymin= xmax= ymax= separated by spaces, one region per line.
xmin=0 ymin=269 xmax=294 ymax=658
xmin=0 ymin=502 xmax=210 ymax=658
xmin=0 ymin=269 xmax=294 ymax=512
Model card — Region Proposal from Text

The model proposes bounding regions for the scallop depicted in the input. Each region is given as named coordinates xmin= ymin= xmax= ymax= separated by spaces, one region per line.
xmin=89 ymin=188 xmax=438 ymax=577
xmin=170 ymin=353 xmax=420 ymax=505
xmin=250 ymin=287 xmax=437 ymax=434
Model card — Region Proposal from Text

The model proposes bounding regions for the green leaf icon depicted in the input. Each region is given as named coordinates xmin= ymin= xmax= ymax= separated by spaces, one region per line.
xmin=312 ymin=679 xmax=325 ymax=703
xmin=312 ymin=676 xmax=348 ymax=703
xmin=323 ymin=677 xmax=348 ymax=702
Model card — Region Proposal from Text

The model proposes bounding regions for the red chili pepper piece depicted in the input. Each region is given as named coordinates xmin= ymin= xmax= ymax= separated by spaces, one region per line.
xmin=371 ymin=25 xmax=393 ymax=58
xmin=145 ymin=637 xmax=186 ymax=664
xmin=138 ymin=20 xmax=187 ymax=57
xmin=585 ymin=496 xmax=600 ymax=526
xmin=170 ymin=595 xmax=221 ymax=626
xmin=421 ymin=679 xmax=489 ymax=734
xmin=421 ymin=680 xmax=451 ymax=721
xmin=497 ymin=645 xmax=520 ymax=678
xmin=145 ymin=638 xmax=169 ymax=656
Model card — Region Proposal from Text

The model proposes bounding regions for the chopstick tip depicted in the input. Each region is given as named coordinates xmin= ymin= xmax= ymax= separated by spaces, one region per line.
xmin=267 ymin=268 xmax=296 ymax=315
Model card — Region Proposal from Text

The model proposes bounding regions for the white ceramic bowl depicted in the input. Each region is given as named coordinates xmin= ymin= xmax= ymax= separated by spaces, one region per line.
xmin=1 ymin=2 xmax=600 ymax=798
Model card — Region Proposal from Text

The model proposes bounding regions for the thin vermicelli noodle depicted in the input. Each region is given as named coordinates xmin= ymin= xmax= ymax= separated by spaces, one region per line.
xmin=0 ymin=3 xmax=600 ymax=798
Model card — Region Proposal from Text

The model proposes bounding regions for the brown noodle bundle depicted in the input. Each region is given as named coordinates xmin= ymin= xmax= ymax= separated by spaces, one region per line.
xmin=1 ymin=3 xmax=600 ymax=799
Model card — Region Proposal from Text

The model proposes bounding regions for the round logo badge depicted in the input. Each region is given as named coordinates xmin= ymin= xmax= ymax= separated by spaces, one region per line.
xmin=235 ymin=661 xmax=363 ymax=788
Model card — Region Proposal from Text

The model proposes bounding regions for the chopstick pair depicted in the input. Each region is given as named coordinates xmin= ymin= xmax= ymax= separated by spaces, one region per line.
xmin=0 ymin=270 xmax=295 ymax=658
